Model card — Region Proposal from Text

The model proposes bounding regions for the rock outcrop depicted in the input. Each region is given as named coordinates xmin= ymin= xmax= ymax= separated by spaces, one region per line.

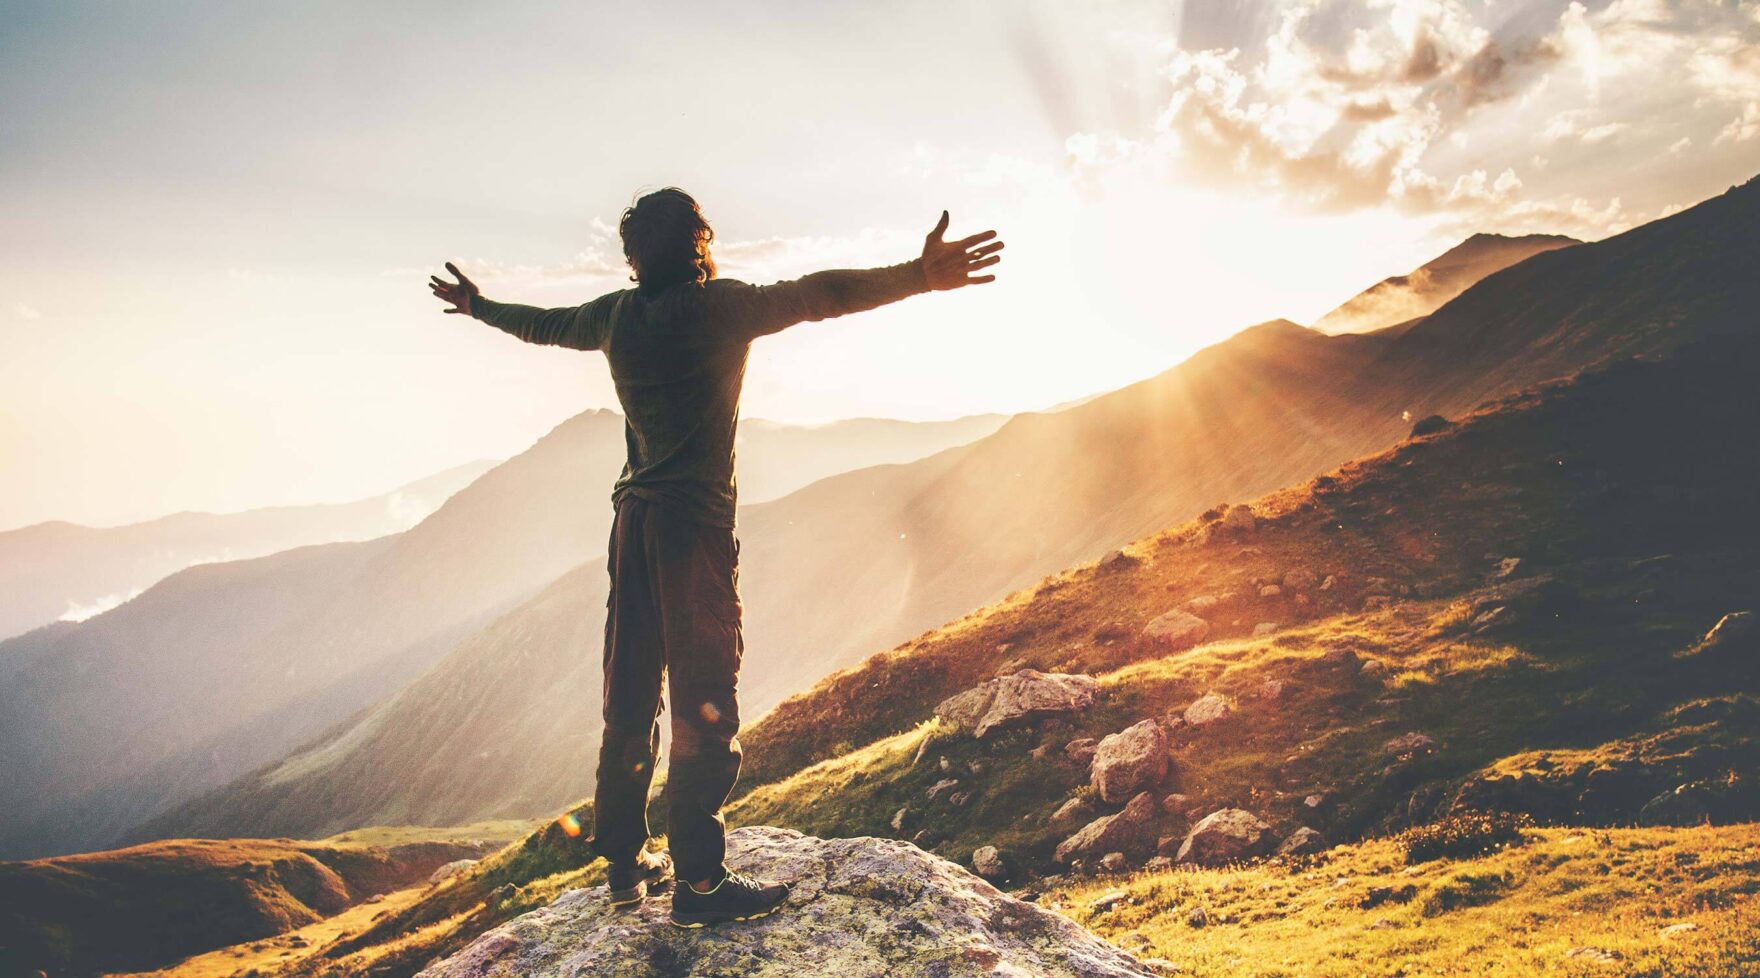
xmin=1091 ymin=720 xmax=1168 ymax=803
xmin=420 ymin=827 xmax=1159 ymax=978
xmin=934 ymin=670 xmax=1099 ymax=739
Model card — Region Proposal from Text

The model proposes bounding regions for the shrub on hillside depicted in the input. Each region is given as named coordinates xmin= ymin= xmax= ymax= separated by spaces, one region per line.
xmin=1402 ymin=810 xmax=1533 ymax=864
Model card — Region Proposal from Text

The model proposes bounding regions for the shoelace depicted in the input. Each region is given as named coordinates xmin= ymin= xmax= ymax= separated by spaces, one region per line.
xmin=697 ymin=870 xmax=766 ymax=896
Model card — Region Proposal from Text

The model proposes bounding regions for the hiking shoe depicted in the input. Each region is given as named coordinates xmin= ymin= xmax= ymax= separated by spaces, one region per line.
xmin=607 ymin=849 xmax=674 ymax=907
xmin=669 ymin=869 xmax=791 ymax=927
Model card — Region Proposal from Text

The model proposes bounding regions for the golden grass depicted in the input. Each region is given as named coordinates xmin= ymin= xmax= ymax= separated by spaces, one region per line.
xmin=1057 ymin=824 xmax=1760 ymax=977
xmin=122 ymin=886 xmax=431 ymax=978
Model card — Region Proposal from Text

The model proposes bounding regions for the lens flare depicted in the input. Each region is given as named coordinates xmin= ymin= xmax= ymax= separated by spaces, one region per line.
xmin=557 ymin=812 xmax=583 ymax=837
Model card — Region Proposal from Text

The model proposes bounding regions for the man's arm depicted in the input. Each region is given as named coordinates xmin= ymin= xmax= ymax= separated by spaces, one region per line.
xmin=428 ymin=262 xmax=610 ymax=350
xmin=724 ymin=211 xmax=1004 ymax=339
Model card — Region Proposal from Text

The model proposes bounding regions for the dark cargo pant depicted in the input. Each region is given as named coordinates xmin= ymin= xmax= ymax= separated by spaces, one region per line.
xmin=591 ymin=495 xmax=744 ymax=884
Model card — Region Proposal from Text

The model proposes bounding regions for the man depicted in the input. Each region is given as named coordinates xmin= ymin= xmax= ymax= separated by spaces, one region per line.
xmin=428 ymin=188 xmax=1002 ymax=927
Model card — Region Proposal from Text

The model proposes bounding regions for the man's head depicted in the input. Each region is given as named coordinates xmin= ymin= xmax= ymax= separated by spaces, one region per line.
xmin=620 ymin=188 xmax=716 ymax=294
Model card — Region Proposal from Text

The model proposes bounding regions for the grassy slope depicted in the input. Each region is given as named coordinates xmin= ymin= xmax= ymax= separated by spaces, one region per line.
xmin=720 ymin=337 xmax=1760 ymax=876
xmin=1060 ymin=824 xmax=1760 ymax=977
xmin=0 ymin=827 xmax=520 ymax=978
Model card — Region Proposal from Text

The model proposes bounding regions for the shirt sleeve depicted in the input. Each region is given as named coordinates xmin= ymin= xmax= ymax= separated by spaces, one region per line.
xmin=712 ymin=260 xmax=929 ymax=340
xmin=469 ymin=292 xmax=619 ymax=351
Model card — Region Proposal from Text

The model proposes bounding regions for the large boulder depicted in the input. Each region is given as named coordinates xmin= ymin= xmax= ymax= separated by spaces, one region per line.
xmin=972 ymin=845 xmax=1006 ymax=880
xmin=933 ymin=670 xmax=1099 ymax=739
xmin=1175 ymin=809 xmax=1275 ymax=866
xmin=1222 ymin=504 xmax=1257 ymax=532
xmin=1141 ymin=610 xmax=1209 ymax=650
xmin=1091 ymin=720 xmax=1169 ymax=803
xmin=421 ymin=827 xmax=1160 ymax=978
xmin=1055 ymin=792 xmax=1162 ymax=864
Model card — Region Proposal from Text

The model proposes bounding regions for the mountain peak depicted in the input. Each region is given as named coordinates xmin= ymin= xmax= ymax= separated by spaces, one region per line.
xmin=1313 ymin=232 xmax=1578 ymax=334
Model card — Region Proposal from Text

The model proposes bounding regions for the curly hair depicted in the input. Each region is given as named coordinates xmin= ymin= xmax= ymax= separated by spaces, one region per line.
xmin=620 ymin=187 xmax=717 ymax=295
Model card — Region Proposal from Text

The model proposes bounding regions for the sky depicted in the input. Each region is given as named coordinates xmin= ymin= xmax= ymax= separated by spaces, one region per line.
xmin=2 ymin=0 xmax=1756 ymax=529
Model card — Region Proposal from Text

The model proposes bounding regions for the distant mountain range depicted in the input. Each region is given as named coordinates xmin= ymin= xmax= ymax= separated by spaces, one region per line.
xmin=128 ymin=177 xmax=1760 ymax=848
xmin=0 ymin=460 xmax=497 ymax=642
xmin=0 ymin=412 xmax=1002 ymax=858
xmin=1313 ymin=232 xmax=1578 ymax=334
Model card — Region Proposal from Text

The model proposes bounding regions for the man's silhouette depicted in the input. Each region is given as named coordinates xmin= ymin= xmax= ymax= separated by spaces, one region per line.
xmin=430 ymin=189 xmax=1002 ymax=927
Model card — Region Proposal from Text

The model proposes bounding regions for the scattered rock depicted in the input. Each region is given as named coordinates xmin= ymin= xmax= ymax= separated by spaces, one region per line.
xmin=1221 ymin=505 xmax=1257 ymax=532
xmin=890 ymin=807 xmax=910 ymax=833
xmin=1362 ymin=595 xmax=1394 ymax=611
xmin=972 ymin=845 xmax=1006 ymax=880
xmin=1185 ymin=906 xmax=1209 ymax=928
xmin=1099 ymin=852 xmax=1129 ymax=874
xmin=1176 ymin=809 xmax=1275 ymax=866
xmin=428 ymin=859 xmax=478 ymax=885
xmin=1385 ymin=732 xmax=1436 ymax=757
xmin=1099 ymin=549 xmax=1138 ymax=572
xmin=1660 ymin=922 xmax=1699 ymax=937
xmin=1320 ymin=575 xmax=1337 ymax=591
xmin=1565 ymin=947 xmax=1623 ymax=965
xmin=1257 ymin=679 xmax=1286 ymax=700
xmin=1090 ymin=889 xmax=1129 ymax=912
xmin=1259 ymin=584 xmax=1283 ymax=598
xmin=1359 ymin=659 xmax=1388 ymax=680
xmin=1056 ymin=792 xmax=1162 ymax=864
xmin=1065 ymin=738 xmax=1099 ymax=765
xmin=1409 ymin=414 xmax=1452 ymax=437
xmin=424 ymin=827 xmax=1164 ymax=978
xmin=1252 ymin=622 xmax=1280 ymax=637
xmin=1161 ymin=793 xmax=1190 ymax=814
xmin=948 ymin=791 xmax=973 ymax=807
xmin=1050 ymin=798 xmax=1087 ymax=824
xmin=1302 ymin=793 xmax=1327 ymax=811
xmin=1321 ymin=648 xmax=1359 ymax=667
xmin=1283 ymin=568 xmax=1319 ymax=591
xmin=1183 ymin=693 xmax=1233 ymax=727
xmin=1276 ymin=827 xmax=1327 ymax=857
xmin=926 ymin=778 xmax=961 ymax=801
xmin=1495 ymin=556 xmax=1522 ymax=579
xmin=1142 ymin=609 xmax=1211 ymax=650
xmin=934 ymin=670 xmax=1100 ymax=739
xmin=1187 ymin=594 xmax=1222 ymax=614
xmin=1093 ymin=720 xmax=1170 ymax=803
xmin=1143 ymin=856 xmax=1173 ymax=873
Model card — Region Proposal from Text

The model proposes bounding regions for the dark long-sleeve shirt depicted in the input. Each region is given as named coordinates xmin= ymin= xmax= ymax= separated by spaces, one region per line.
xmin=472 ymin=261 xmax=929 ymax=527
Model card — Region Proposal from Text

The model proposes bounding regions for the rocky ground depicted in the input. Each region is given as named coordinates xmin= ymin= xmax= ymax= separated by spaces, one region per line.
xmin=418 ymin=827 xmax=1160 ymax=978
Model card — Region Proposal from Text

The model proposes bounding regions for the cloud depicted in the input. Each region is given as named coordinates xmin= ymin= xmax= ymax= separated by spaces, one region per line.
xmin=1715 ymin=101 xmax=1760 ymax=145
xmin=14 ymin=302 xmax=41 ymax=320
xmin=1073 ymin=0 xmax=1758 ymax=239
xmin=60 ymin=587 xmax=144 ymax=622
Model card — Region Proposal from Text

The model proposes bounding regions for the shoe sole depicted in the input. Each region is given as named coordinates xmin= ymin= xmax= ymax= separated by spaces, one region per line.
xmin=667 ymin=902 xmax=784 ymax=928
xmin=607 ymin=867 xmax=675 ymax=908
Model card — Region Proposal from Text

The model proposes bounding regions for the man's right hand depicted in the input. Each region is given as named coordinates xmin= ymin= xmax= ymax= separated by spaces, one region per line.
xmin=920 ymin=212 xmax=1004 ymax=291
xmin=429 ymin=262 xmax=481 ymax=315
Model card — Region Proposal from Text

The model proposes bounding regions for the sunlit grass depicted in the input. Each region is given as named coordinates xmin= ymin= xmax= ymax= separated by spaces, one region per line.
xmin=1056 ymin=825 xmax=1760 ymax=977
